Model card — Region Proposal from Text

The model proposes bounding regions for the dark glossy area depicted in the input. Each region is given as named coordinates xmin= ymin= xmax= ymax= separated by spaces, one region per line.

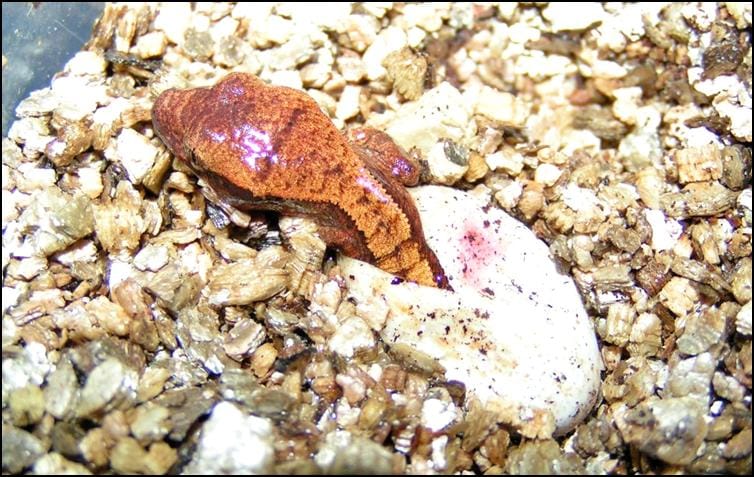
xmin=2 ymin=2 xmax=104 ymax=135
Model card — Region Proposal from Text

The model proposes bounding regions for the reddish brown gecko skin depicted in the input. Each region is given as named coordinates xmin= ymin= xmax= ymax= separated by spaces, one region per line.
xmin=152 ymin=73 xmax=449 ymax=289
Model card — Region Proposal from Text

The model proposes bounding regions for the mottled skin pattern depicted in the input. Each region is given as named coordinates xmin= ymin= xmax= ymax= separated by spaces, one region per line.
xmin=152 ymin=73 xmax=449 ymax=289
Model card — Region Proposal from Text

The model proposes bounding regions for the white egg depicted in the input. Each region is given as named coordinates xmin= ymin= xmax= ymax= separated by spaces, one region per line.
xmin=340 ymin=185 xmax=603 ymax=436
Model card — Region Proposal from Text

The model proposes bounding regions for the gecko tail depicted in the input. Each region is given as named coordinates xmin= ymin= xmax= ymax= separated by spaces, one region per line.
xmin=378 ymin=239 xmax=452 ymax=291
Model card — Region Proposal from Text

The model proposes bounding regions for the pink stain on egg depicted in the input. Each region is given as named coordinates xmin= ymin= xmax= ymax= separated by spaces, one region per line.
xmin=456 ymin=217 xmax=503 ymax=292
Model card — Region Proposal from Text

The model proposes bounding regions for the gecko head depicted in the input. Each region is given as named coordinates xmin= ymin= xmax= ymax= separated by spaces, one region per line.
xmin=152 ymin=74 xmax=275 ymax=176
xmin=152 ymin=86 xmax=204 ymax=164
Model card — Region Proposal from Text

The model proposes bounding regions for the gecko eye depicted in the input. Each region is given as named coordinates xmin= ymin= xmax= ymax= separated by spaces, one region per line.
xmin=184 ymin=146 xmax=202 ymax=171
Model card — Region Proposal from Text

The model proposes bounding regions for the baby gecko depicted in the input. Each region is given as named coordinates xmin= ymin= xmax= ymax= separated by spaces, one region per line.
xmin=152 ymin=73 xmax=449 ymax=289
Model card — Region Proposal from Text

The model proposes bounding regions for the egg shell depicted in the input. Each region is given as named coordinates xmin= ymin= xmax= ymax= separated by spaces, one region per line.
xmin=340 ymin=185 xmax=603 ymax=435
